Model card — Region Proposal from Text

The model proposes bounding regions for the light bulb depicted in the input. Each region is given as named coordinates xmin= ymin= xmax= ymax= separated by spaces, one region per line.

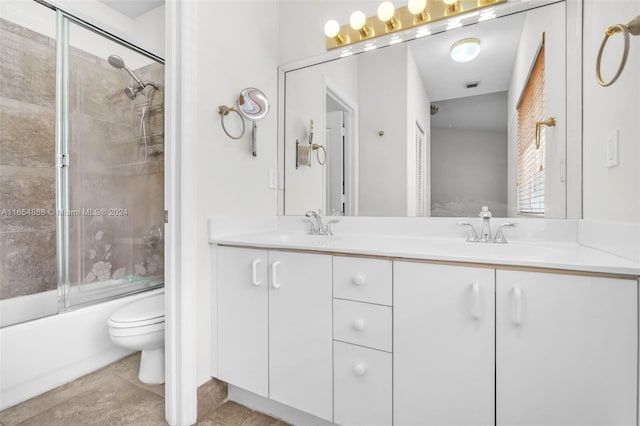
xmin=408 ymin=0 xmax=427 ymax=14
xmin=377 ymin=1 xmax=396 ymax=22
xmin=324 ymin=19 xmax=340 ymax=38
xmin=443 ymin=0 xmax=457 ymax=5
xmin=450 ymin=38 xmax=481 ymax=63
xmin=350 ymin=11 xmax=367 ymax=30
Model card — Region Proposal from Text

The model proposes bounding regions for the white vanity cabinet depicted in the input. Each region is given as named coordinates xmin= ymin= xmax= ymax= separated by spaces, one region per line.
xmin=393 ymin=262 xmax=496 ymax=426
xmin=332 ymin=256 xmax=393 ymax=426
xmin=216 ymin=246 xmax=333 ymax=421
xmin=496 ymin=270 xmax=638 ymax=426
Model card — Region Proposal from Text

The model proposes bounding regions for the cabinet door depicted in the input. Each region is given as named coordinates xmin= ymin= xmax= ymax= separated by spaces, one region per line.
xmin=497 ymin=270 xmax=638 ymax=426
xmin=217 ymin=246 xmax=269 ymax=397
xmin=268 ymin=251 xmax=333 ymax=421
xmin=394 ymin=262 xmax=495 ymax=426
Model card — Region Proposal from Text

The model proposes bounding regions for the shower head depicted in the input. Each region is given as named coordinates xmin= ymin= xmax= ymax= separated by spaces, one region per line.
xmin=107 ymin=54 xmax=125 ymax=69
xmin=107 ymin=54 xmax=145 ymax=90
xmin=124 ymin=87 xmax=138 ymax=100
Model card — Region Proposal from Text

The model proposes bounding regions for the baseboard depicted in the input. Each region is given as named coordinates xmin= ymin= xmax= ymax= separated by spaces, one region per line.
xmin=228 ymin=385 xmax=336 ymax=426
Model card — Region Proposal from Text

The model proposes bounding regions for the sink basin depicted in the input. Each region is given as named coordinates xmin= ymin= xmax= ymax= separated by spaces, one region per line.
xmin=234 ymin=232 xmax=340 ymax=246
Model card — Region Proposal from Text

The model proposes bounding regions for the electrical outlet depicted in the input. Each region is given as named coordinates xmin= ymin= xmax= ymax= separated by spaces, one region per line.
xmin=606 ymin=130 xmax=619 ymax=168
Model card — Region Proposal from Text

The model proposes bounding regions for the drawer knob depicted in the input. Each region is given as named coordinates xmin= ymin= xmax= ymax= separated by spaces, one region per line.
xmin=352 ymin=318 xmax=366 ymax=331
xmin=353 ymin=364 xmax=367 ymax=376
xmin=352 ymin=274 xmax=366 ymax=286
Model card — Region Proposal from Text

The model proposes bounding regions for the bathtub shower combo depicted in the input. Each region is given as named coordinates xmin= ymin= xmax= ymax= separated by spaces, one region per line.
xmin=0 ymin=0 xmax=165 ymax=407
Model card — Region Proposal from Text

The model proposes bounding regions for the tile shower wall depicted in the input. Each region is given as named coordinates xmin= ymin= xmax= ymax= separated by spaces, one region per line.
xmin=0 ymin=17 xmax=164 ymax=301
xmin=0 ymin=18 xmax=57 ymax=299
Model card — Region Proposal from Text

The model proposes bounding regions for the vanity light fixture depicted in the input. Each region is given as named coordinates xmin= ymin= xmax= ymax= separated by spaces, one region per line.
xmin=324 ymin=0 xmax=505 ymax=50
xmin=450 ymin=37 xmax=481 ymax=62
xmin=408 ymin=0 xmax=430 ymax=23
xmin=443 ymin=0 xmax=463 ymax=16
xmin=324 ymin=19 xmax=349 ymax=46
xmin=350 ymin=10 xmax=374 ymax=38
xmin=378 ymin=1 xmax=401 ymax=31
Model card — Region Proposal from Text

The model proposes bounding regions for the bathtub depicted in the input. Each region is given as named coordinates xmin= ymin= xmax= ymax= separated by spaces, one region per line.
xmin=0 ymin=287 xmax=164 ymax=410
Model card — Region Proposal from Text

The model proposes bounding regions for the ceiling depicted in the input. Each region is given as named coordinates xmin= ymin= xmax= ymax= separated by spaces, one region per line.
xmin=99 ymin=0 xmax=164 ymax=19
xmin=411 ymin=11 xmax=525 ymax=102
xmin=431 ymin=91 xmax=508 ymax=133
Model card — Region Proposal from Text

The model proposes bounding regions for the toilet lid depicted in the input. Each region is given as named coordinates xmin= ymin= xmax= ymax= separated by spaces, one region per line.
xmin=108 ymin=293 xmax=164 ymax=328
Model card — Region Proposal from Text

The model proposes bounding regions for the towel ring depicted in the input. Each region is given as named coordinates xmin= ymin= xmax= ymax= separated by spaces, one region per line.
xmin=312 ymin=143 xmax=327 ymax=165
xmin=596 ymin=15 xmax=640 ymax=87
xmin=218 ymin=105 xmax=246 ymax=140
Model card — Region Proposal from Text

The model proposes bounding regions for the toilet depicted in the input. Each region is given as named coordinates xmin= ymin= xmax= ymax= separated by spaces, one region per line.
xmin=107 ymin=292 xmax=165 ymax=384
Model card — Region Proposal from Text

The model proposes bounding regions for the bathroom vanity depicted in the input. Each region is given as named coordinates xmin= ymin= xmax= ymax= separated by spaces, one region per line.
xmin=210 ymin=217 xmax=640 ymax=426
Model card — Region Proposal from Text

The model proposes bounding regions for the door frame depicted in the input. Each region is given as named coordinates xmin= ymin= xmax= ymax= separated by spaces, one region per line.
xmin=324 ymin=79 xmax=359 ymax=216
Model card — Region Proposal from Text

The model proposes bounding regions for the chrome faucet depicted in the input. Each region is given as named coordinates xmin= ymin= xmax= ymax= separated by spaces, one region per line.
xmin=479 ymin=206 xmax=492 ymax=242
xmin=457 ymin=206 xmax=518 ymax=243
xmin=304 ymin=210 xmax=339 ymax=236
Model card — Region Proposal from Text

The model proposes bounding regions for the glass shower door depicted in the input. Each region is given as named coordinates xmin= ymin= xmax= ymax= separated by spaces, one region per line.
xmin=0 ymin=2 xmax=58 ymax=326
xmin=63 ymin=19 xmax=164 ymax=308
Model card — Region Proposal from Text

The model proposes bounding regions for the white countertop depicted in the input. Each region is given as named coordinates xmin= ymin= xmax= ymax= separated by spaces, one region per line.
xmin=211 ymin=231 xmax=640 ymax=277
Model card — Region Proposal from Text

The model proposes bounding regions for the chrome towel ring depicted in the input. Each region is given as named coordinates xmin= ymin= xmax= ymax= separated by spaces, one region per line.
xmin=218 ymin=105 xmax=246 ymax=140
xmin=596 ymin=15 xmax=640 ymax=87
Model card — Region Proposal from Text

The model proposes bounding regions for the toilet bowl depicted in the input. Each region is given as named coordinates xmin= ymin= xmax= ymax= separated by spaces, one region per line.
xmin=108 ymin=292 xmax=165 ymax=384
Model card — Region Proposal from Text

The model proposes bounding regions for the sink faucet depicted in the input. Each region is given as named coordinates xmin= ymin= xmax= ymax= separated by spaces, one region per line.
xmin=304 ymin=210 xmax=339 ymax=236
xmin=457 ymin=206 xmax=518 ymax=243
xmin=479 ymin=206 xmax=492 ymax=242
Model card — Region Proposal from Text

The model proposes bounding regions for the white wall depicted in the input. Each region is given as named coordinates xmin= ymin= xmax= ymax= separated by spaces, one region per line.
xmin=358 ymin=45 xmax=408 ymax=216
xmin=284 ymin=57 xmax=359 ymax=215
xmin=507 ymin=1 xmax=566 ymax=218
xmin=582 ymin=0 xmax=640 ymax=223
xmin=192 ymin=1 xmax=280 ymax=384
xmin=278 ymin=0 xmax=380 ymax=65
xmin=431 ymin=128 xmax=508 ymax=217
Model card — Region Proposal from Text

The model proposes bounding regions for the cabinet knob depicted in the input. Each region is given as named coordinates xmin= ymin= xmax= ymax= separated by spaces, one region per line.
xmin=353 ymin=364 xmax=367 ymax=376
xmin=352 ymin=318 xmax=366 ymax=331
xmin=352 ymin=274 xmax=366 ymax=286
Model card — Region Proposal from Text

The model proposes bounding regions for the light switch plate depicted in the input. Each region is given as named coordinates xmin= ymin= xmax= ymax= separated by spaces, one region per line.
xmin=606 ymin=130 xmax=619 ymax=168
xmin=269 ymin=168 xmax=278 ymax=189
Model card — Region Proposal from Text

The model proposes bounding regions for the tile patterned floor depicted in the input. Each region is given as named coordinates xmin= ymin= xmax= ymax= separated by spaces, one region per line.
xmin=0 ymin=353 xmax=288 ymax=426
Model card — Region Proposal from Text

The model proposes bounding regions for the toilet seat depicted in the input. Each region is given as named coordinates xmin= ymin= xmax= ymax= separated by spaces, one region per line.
xmin=108 ymin=293 xmax=164 ymax=328
xmin=108 ymin=321 xmax=165 ymax=337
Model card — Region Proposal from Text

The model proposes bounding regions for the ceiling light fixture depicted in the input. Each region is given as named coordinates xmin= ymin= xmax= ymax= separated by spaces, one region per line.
xmin=450 ymin=37 xmax=481 ymax=62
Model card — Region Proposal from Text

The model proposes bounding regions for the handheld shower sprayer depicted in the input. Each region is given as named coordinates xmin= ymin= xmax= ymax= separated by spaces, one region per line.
xmin=108 ymin=54 xmax=145 ymax=89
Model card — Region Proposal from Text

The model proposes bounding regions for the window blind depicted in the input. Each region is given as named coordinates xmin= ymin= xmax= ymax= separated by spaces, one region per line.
xmin=517 ymin=40 xmax=546 ymax=215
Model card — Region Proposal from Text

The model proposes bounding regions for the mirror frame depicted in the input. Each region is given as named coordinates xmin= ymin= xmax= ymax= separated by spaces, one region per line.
xmin=277 ymin=0 xmax=583 ymax=219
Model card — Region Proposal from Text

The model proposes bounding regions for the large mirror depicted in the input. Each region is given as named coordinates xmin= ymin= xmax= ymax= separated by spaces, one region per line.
xmin=281 ymin=0 xmax=578 ymax=218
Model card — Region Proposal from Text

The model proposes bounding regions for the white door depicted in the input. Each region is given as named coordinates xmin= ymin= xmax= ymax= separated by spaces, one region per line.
xmin=217 ymin=246 xmax=269 ymax=397
xmin=394 ymin=262 xmax=495 ymax=426
xmin=326 ymin=110 xmax=344 ymax=216
xmin=497 ymin=270 xmax=637 ymax=426
xmin=268 ymin=251 xmax=333 ymax=421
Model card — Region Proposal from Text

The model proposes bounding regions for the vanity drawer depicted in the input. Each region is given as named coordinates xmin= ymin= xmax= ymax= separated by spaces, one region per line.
xmin=334 ymin=341 xmax=392 ymax=426
xmin=333 ymin=256 xmax=392 ymax=305
xmin=333 ymin=299 xmax=392 ymax=352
